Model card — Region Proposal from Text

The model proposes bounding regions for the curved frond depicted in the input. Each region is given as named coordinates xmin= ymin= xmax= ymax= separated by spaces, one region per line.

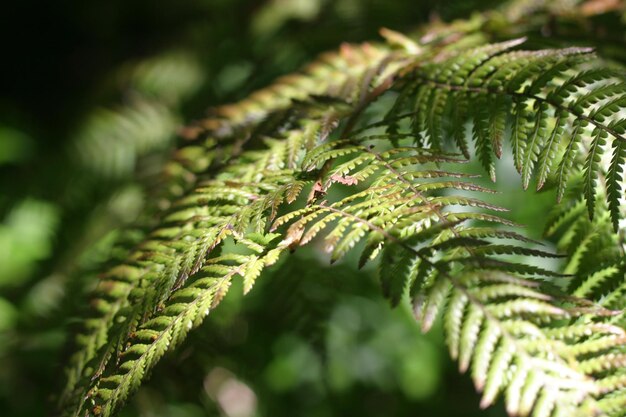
xmin=58 ymin=20 xmax=626 ymax=417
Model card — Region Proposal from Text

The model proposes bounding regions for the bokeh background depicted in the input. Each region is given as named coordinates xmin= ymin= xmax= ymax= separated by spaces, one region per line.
xmin=1 ymin=1 xmax=624 ymax=416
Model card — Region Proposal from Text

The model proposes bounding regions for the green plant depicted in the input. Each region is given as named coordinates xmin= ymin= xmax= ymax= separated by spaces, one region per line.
xmin=57 ymin=2 xmax=626 ymax=417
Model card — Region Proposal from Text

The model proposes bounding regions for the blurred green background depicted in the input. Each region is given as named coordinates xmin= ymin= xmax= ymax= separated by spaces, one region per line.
xmin=1 ymin=0 xmax=603 ymax=416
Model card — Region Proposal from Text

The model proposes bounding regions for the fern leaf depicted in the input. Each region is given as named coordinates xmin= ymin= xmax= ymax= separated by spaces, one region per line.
xmin=583 ymin=128 xmax=609 ymax=219
xmin=58 ymin=26 xmax=626 ymax=417
xmin=607 ymin=133 xmax=626 ymax=231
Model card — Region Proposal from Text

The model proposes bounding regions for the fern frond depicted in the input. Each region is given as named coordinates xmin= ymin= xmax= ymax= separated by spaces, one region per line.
xmin=88 ymin=244 xmax=283 ymax=417
xmin=386 ymin=40 xmax=626 ymax=225
xmin=58 ymin=22 xmax=626 ymax=417
xmin=607 ymin=126 xmax=626 ymax=231
xmin=271 ymin=137 xmax=626 ymax=417
xmin=60 ymin=36 xmax=420 ymax=412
